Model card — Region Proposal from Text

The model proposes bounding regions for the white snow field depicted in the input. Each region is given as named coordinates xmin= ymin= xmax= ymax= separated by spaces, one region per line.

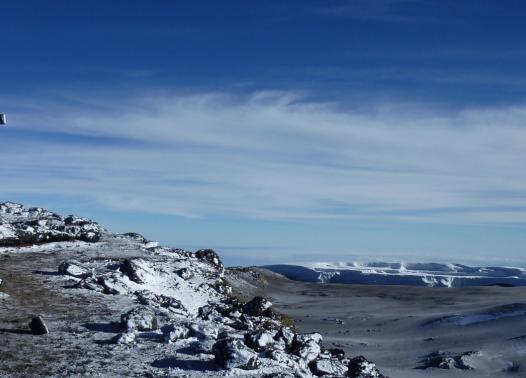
xmin=264 ymin=261 xmax=526 ymax=287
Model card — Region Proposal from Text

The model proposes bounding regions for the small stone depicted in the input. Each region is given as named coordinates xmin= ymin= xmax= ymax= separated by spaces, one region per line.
xmin=29 ymin=316 xmax=48 ymax=335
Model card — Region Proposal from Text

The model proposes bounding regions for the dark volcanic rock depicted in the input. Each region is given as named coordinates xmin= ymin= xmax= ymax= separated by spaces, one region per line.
xmin=195 ymin=249 xmax=224 ymax=272
xmin=122 ymin=232 xmax=148 ymax=243
xmin=347 ymin=356 xmax=386 ymax=377
xmin=242 ymin=296 xmax=272 ymax=316
xmin=29 ymin=316 xmax=49 ymax=335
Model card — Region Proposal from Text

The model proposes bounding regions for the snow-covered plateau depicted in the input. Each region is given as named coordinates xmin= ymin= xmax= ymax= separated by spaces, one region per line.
xmin=0 ymin=202 xmax=385 ymax=377
xmin=264 ymin=261 xmax=526 ymax=288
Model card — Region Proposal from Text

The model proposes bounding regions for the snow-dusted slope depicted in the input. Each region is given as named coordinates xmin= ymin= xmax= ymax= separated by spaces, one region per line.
xmin=0 ymin=202 xmax=385 ymax=377
xmin=264 ymin=261 xmax=526 ymax=288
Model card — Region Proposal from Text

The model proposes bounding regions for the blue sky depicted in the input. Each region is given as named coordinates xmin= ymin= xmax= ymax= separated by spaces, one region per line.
xmin=2 ymin=1 xmax=526 ymax=266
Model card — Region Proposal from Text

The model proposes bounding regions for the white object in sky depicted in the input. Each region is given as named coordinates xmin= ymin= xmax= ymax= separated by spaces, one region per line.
xmin=0 ymin=114 xmax=6 ymax=125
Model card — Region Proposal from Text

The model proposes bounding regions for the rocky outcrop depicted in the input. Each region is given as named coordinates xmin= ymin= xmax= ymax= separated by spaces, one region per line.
xmin=0 ymin=202 xmax=104 ymax=246
xmin=0 ymin=202 xmax=387 ymax=377
xmin=416 ymin=350 xmax=479 ymax=370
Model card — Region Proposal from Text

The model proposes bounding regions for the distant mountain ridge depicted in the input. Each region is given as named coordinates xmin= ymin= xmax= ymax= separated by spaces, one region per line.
xmin=264 ymin=261 xmax=526 ymax=288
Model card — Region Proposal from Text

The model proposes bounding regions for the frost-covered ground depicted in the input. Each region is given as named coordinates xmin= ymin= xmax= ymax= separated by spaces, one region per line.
xmin=264 ymin=262 xmax=526 ymax=287
xmin=0 ymin=202 xmax=384 ymax=377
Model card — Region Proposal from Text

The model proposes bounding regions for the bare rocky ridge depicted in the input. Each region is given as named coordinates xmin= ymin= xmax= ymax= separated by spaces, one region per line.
xmin=0 ymin=202 xmax=385 ymax=377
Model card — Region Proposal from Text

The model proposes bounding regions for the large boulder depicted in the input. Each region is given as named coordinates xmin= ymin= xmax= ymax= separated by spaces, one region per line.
xmin=97 ymin=274 xmax=129 ymax=295
xmin=212 ymin=337 xmax=260 ymax=370
xmin=189 ymin=322 xmax=219 ymax=340
xmin=58 ymin=261 xmax=90 ymax=279
xmin=293 ymin=335 xmax=322 ymax=364
xmin=275 ymin=326 xmax=296 ymax=348
xmin=195 ymin=249 xmax=224 ymax=272
xmin=242 ymin=296 xmax=272 ymax=316
xmin=121 ymin=307 xmax=159 ymax=331
xmin=347 ymin=356 xmax=386 ymax=378
xmin=312 ymin=357 xmax=349 ymax=376
xmin=120 ymin=259 xmax=151 ymax=284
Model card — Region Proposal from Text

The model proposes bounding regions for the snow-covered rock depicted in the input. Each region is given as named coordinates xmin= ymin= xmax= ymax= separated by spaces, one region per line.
xmin=120 ymin=258 xmax=152 ymax=284
xmin=245 ymin=329 xmax=276 ymax=351
xmin=177 ymin=267 xmax=194 ymax=280
xmin=416 ymin=350 xmax=479 ymax=370
xmin=312 ymin=357 xmax=349 ymax=376
xmin=242 ymin=295 xmax=272 ymax=316
xmin=347 ymin=356 xmax=386 ymax=377
xmin=0 ymin=202 xmax=104 ymax=246
xmin=276 ymin=326 xmax=296 ymax=347
xmin=195 ymin=249 xmax=224 ymax=272
xmin=163 ymin=324 xmax=190 ymax=344
xmin=58 ymin=261 xmax=90 ymax=278
xmin=294 ymin=335 xmax=322 ymax=364
xmin=212 ymin=337 xmax=260 ymax=370
xmin=121 ymin=306 xmax=159 ymax=331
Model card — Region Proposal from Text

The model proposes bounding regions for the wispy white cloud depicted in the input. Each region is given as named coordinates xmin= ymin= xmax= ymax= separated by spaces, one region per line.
xmin=314 ymin=0 xmax=467 ymax=24
xmin=2 ymin=91 xmax=526 ymax=224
